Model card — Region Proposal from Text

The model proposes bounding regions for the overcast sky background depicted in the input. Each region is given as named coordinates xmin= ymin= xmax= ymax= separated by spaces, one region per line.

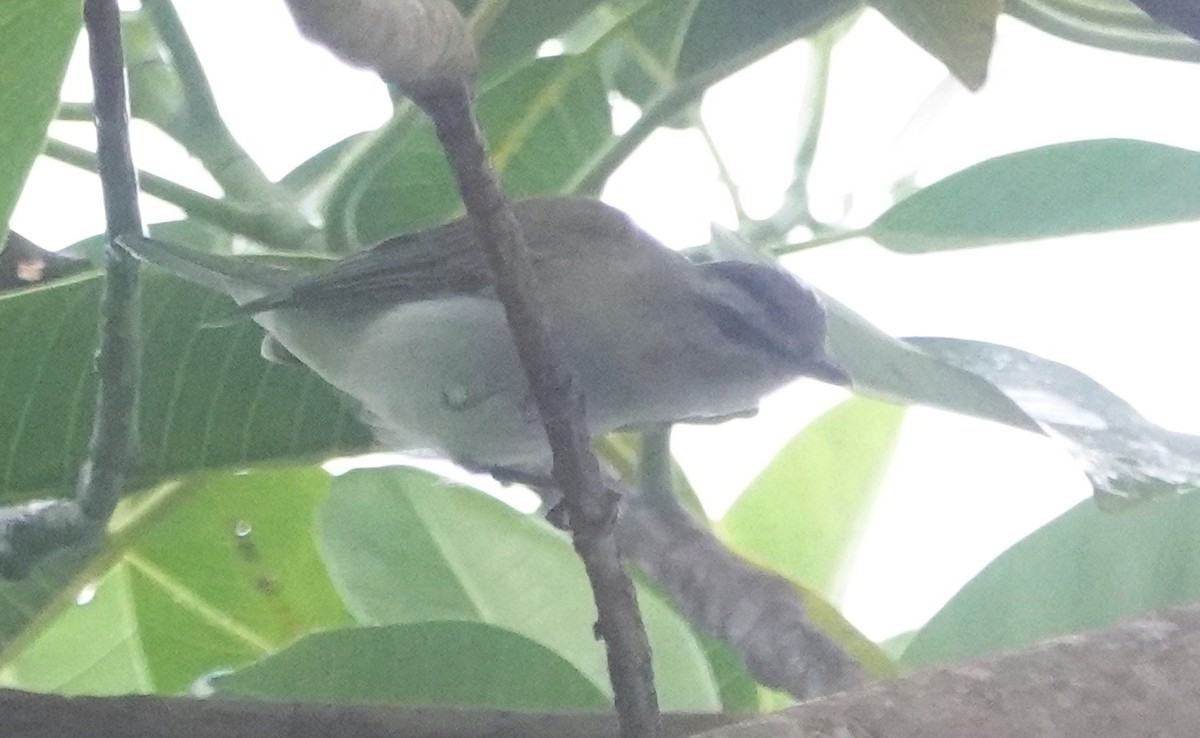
xmin=13 ymin=3 xmax=1200 ymax=639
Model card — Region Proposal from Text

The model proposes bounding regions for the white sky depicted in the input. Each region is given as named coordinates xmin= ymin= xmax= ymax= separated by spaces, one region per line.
xmin=14 ymin=4 xmax=1200 ymax=640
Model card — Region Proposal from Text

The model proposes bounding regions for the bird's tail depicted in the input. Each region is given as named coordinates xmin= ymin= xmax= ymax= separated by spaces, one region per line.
xmin=117 ymin=234 xmax=297 ymax=305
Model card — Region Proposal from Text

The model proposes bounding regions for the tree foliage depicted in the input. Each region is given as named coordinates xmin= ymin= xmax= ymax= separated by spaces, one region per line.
xmin=1 ymin=0 xmax=1199 ymax=717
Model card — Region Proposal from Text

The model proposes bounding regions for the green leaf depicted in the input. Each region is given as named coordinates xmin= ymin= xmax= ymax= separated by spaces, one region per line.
xmin=0 ymin=0 xmax=80 ymax=233
xmin=825 ymin=297 xmax=1039 ymax=433
xmin=902 ymin=491 xmax=1200 ymax=667
xmin=870 ymin=0 xmax=1000 ymax=89
xmin=0 ymin=269 xmax=372 ymax=505
xmin=827 ymin=306 xmax=1200 ymax=506
xmin=869 ymin=139 xmax=1200 ymax=252
xmin=600 ymin=0 xmax=856 ymax=110
xmin=826 ymin=300 xmax=1200 ymax=504
xmin=911 ymin=337 xmax=1200 ymax=504
xmin=339 ymin=0 xmax=861 ymax=240
xmin=879 ymin=628 xmax=918 ymax=660
xmin=1009 ymin=0 xmax=1200 ymax=62
xmin=317 ymin=466 xmax=732 ymax=710
xmin=351 ymin=54 xmax=612 ymax=243
xmin=719 ymin=397 xmax=905 ymax=598
xmin=212 ymin=621 xmax=610 ymax=709
xmin=2 ymin=467 xmax=352 ymax=693
xmin=458 ymin=0 xmax=607 ymax=84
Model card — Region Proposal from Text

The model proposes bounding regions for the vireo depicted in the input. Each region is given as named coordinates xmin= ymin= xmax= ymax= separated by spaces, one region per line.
xmin=121 ymin=197 xmax=848 ymax=471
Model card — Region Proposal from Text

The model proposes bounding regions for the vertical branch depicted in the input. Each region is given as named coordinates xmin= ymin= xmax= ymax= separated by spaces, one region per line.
xmin=76 ymin=0 xmax=143 ymax=521
xmin=421 ymin=84 xmax=661 ymax=738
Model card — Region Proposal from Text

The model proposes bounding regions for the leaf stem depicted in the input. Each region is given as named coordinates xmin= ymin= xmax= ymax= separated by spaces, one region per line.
xmin=694 ymin=115 xmax=750 ymax=229
xmin=138 ymin=0 xmax=324 ymax=252
xmin=570 ymin=0 xmax=859 ymax=196
xmin=42 ymin=138 xmax=309 ymax=251
xmin=776 ymin=226 xmax=871 ymax=255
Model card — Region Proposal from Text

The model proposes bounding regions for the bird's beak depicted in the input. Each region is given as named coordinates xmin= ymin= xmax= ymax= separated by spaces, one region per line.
xmin=808 ymin=355 xmax=853 ymax=387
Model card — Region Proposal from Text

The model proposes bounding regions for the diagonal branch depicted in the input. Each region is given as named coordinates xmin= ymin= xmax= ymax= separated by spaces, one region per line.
xmin=421 ymin=82 xmax=661 ymax=738
xmin=614 ymin=474 xmax=865 ymax=699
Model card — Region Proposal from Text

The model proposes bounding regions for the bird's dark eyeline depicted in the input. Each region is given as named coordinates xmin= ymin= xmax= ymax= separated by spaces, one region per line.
xmin=697 ymin=260 xmax=851 ymax=386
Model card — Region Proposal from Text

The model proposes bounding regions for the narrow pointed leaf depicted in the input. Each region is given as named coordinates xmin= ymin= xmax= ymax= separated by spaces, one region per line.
xmin=720 ymin=397 xmax=906 ymax=598
xmin=871 ymin=0 xmax=999 ymax=89
xmin=869 ymin=140 xmax=1200 ymax=252
xmin=825 ymin=304 xmax=1200 ymax=505
xmin=824 ymin=298 xmax=1038 ymax=432
xmin=910 ymin=337 xmax=1200 ymax=504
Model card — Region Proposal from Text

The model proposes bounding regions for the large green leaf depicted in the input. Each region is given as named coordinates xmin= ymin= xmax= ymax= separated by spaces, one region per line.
xmin=212 ymin=621 xmax=609 ymax=709
xmin=902 ymin=491 xmax=1200 ymax=667
xmin=1 ymin=467 xmax=352 ymax=693
xmin=317 ymin=466 xmax=743 ymax=710
xmin=824 ymin=297 xmax=1038 ymax=432
xmin=868 ymin=140 xmax=1200 ymax=252
xmin=0 ymin=270 xmax=372 ymax=505
xmin=826 ymin=307 xmax=1200 ymax=505
xmin=0 ymin=0 xmax=80 ymax=234
xmin=719 ymin=397 xmax=906 ymax=599
xmin=351 ymin=54 xmax=612 ymax=243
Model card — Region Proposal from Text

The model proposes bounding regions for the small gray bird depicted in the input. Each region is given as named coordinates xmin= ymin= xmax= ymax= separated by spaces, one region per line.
xmin=121 ymin=197 xmax=848 ymax=471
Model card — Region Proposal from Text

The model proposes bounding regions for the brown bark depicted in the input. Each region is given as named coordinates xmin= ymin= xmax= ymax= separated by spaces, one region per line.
xmin=7 ymin=601 xmax=1200 ymax=737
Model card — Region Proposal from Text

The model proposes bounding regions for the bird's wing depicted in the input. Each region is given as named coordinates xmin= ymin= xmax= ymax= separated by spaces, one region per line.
xmin=240 ymin=216 xmax=493 ymax=314
xmin=239 ymin=197 xmax=642 ymax=315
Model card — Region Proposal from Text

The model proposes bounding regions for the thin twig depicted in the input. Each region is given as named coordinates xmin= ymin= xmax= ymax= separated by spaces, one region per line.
xmin=746 ymin=35 xmax=837 ymax=245
xmin=421 ymin=83 xmax=660 ymax=738
xmin=41 ymin=138 xmax=314 ymax=252
xmin=776 ymin=226 xmax=870 ymax=255
xmin=138 ymin=0 xmax=322 ymax=252
xmin=568 ymin=0 xmax=860 ymax=197
xmin=141 ymin=0 xmax=321 ymax=246
xmin=694 ymin=116 xmax=750 ymax=230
